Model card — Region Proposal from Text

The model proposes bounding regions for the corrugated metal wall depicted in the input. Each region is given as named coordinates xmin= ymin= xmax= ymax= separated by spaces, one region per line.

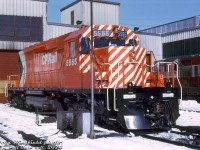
xmin=162 ymin=28 xmax=200 ymax=43
xmin=162 ymin=28 xmax=200 ymax=59
xmin=0 ymin=0 xmax=79 ymax=50
xmin=61 ymin=1 xmax=119 ymax=25
xmin=141 ymin=16 xmax=199 ymax=34
xmin=0 ymin=0 xmax=47 ymax=50
xmin=0 ymin=41 xmax=37 ymax=51
xmin=138 ymin=27 xmax=200 ymax=60
xmin=84 ymin=1 xmax=119 ymax=25
xmin=45 ymin=24 xmax=78 ymax=40
xmin=137 ymin=34 xmax=162 ymax=60
xmin=61 ymin=2 xmax=82 ymax=25
xmin=0 ymin=0 xmax=47 ymax=17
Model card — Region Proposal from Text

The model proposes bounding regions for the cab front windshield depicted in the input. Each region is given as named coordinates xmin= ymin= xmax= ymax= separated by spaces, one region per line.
xmin=94 ymin=38 xmax=125 ymax=48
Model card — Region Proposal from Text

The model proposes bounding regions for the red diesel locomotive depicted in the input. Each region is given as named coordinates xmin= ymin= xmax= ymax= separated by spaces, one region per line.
xmin=7 ymin=25 xmax=180 ymax=129
xmin=179 ymin=56 xmax=200 ymax=101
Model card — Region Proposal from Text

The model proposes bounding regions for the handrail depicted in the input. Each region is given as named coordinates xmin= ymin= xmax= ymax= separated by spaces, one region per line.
xmin=6 ymin=69 xmax=60 ymax=89
xmin=113 ymin=87 xmax=118 ymax=111
xmin=5 ymin=84 xmax=8 ymax=97
xmin=173 ymin=62 xmax=182 ymax=105
xmin=118 ymin=61 xmax=152 ymax=67
xmin=158 ymin=61 xmax=182 ymax=104
xmin=7 ymin=75 xmax=20 ymax=88
xmin=117 ymin=63 xmax=121 ymax=77
xmin=99 ymin=63 xmax=111 ymax=88
xmin=117 ymin=61 xmax=148 ymax=87
xmin=106 ymin=87 xmax=111 ymax=111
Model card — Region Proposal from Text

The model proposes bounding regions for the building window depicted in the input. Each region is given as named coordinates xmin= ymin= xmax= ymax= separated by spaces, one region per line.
xmin=0 ymin=15 xmax=42 ymax=42
xmin=71 ymin=11 xmax=74 ymax=25
xmin=70 ymin=42 xmax=75 ymax=57
xmin=163 ymin=37 xmax=200 ymax=59
xmin=15 ymin=16 xmax=30 ymax=39
xmin=0 ymin=16 xmax=14 ymax=37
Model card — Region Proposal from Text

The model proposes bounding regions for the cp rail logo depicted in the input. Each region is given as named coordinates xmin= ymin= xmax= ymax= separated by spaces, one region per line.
xmin=41 ymin=52 xmax=58 ymax=65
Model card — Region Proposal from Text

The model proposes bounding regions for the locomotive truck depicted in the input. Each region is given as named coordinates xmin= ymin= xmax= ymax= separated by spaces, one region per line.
xmin=6 ymin=25 xmax=180 ymax=129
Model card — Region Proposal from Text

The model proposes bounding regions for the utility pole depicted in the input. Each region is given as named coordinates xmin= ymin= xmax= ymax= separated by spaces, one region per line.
xmin=90 ymin=0 xmax=95 ymax=139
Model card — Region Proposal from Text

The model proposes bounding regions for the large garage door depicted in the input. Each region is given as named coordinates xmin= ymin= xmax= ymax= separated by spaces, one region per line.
xmin=0 ymin=50 xmax=19 ymax=103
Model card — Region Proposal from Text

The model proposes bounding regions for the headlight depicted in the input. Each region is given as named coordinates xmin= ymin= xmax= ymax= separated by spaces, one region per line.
xmin=123 ymin=94 xmax=136 ymax=99
xmin=162 ymin=93 xmax=174 ymax=98
xmin=113 ymin=27 xmax=118 ymax=34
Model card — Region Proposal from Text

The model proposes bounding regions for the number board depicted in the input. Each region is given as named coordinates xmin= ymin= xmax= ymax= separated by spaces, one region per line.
xmin=118 ymin=31 xmax=127 ymax=38
xmin=93 ymin=30 xmax=110 ymax=37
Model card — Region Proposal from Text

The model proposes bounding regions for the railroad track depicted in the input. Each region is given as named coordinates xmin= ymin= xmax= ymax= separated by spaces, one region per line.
xmin=0 ymin=131 xmax=34 ymax=150
xmin=0 ymin=132 xmax=22 ymax=150
xmin=0 ymin=136 xmax=16 ymax=150
xmin=174 ymin=125 xmax=200 ymax=136
xmin=131 ymin=129 xmax=200 ymax=149
xmin=179 ymin=108 xmax=200 ymax=113
xmin=0 ymin=129 xmax=62 ymax=150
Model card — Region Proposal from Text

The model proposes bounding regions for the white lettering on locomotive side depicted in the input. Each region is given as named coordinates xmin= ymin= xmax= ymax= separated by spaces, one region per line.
xmin=66 ymin=58 xmax=77 ymax=66
xmin=41 ymin=52 xmax=57 ymax=65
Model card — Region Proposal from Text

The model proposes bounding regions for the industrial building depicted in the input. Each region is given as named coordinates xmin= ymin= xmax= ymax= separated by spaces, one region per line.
xmin=60 ymin=0 xmax=120 ymax=25
xmin=137 ymin=16 xmax=200 ymax=101
xmin=137 ymin=16 xmax=200 ymax=60
xmin=0 ymin=0 xmax=120 ymax=103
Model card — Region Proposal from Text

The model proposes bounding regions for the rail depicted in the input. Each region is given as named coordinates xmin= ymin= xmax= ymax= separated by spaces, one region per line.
xmin=7 ymin=75 xmax=20 ymax=88
xmin=98 ymin=63 xmax=111 ymax=88
xmin=106 ymin=87 xmax=111 ymax=111
xmin=0 ymin=133 xmax=26 ymax=150
xmin=106 ymin=87 xmax=119 ymax=112
xmin=118 ymin=61 xmax=152 ymax=68
xmin=117 ymin=61 xmax=150 ymax=87
xmin=113 ymin=87 xmax=118 ymax=111
xmin=132 ymin=129 xmax=200 ymax=149
xmin=159 ymin=61 xmax=182 ymax=104
xmin=8 ymin=70 xmax=61 ymax=89
xmin=4 ymin=84 xmax=8 ymax=97
xmin=174 ymin=62 xmax=182 ymax=104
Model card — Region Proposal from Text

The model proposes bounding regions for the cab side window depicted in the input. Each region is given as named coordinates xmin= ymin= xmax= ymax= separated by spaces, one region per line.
xmin=70 ymin=42 xmax=75 ymax=57
xmin=129 ymin=39 xmax=137 ymax=46
xmin=81 ymin=38 xmax=90 ymax=54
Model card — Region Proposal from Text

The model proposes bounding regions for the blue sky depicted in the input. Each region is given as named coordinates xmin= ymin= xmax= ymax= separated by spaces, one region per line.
xmin=48 ymin=0 xmax=200 ymax=30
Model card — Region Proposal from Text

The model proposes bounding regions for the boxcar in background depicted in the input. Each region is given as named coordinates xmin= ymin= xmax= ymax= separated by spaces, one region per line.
xmin=0 ymin=50 xmax=19 ymax=103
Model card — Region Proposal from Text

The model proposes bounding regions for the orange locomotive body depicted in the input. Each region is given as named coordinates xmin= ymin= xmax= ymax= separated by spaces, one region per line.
xmin=7 ymin=25 xmax=180 ymax=129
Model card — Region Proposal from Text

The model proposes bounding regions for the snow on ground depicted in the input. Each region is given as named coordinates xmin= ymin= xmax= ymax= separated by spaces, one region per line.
xmin=177 ymin=100 xmax=200 ymax=126
xmin=0 ymin=100 xmax=200 ymax=150
xmin=180 ymin=100 xmax=200 ymax=112
xmin=176 ymin=110 xmax=200 ymax=126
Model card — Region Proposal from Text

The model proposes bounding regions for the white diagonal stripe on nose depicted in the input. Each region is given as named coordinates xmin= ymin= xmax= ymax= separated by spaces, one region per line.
xmin=109 ymin=46 xmax=132 ymax=70
xmin=79 ymin=55 xmax=90 ymax=71
xmin=136 ymin=76 xmax=143 ymax=86
xmin=99 ymin=25 xmax=105 ymax=30
xmin=109 ymin=46 xmax=124 ymax=62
